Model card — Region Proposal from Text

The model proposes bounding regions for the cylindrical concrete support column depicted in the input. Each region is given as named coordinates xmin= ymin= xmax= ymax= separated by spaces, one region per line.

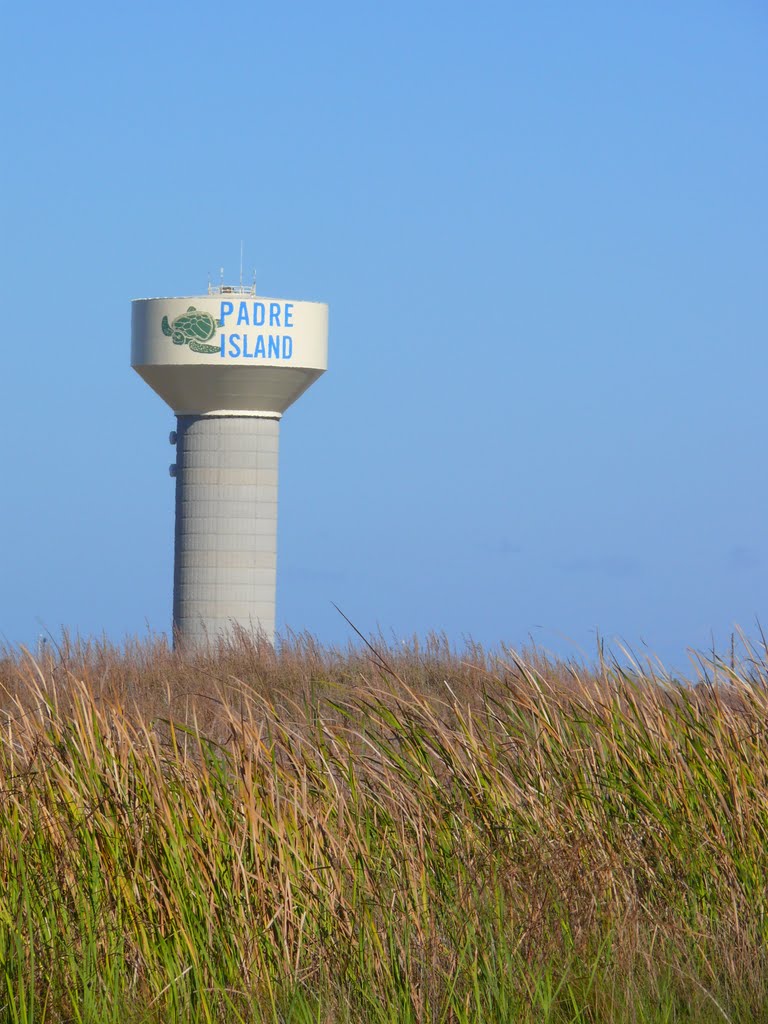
xmin=172 ymin=415 xmax=279 ymax=647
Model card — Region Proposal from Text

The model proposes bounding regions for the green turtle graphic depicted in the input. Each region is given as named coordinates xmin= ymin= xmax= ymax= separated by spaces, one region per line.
xmin=161 ymin=307 xmax=222 ymax=354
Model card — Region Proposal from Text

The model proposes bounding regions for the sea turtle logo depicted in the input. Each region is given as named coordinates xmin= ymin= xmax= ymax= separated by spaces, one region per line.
xmin=161 ymin=307 xmax=221 ymax=354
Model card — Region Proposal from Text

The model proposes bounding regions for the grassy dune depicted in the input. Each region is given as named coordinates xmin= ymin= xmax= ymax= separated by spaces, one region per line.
xmin=0 ymin=632 xmax=767 ymax=1022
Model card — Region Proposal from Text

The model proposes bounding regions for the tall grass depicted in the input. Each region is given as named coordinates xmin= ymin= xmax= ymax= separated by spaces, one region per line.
xmin=0 ymin=631 xmax=768 ymax=1021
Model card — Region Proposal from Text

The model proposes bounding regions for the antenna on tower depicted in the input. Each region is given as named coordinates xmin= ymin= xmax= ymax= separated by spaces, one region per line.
xmin=219 ymin=266 xmax=224 ymax=287
xmin=239 ymin=241 xmax=244 ymax=289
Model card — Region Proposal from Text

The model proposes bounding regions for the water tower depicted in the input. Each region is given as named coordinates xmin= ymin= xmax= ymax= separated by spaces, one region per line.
xmin=131 ymin=281 xmax=328 ymax=647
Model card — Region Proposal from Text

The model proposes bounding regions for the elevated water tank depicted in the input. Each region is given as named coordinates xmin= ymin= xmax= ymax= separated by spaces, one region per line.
xmin=131 ymin=284 xmax=328 ymax=647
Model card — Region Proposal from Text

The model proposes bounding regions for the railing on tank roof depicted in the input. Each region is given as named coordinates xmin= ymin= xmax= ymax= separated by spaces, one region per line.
xmin=207 ymin=283 xmax=257 ymax=296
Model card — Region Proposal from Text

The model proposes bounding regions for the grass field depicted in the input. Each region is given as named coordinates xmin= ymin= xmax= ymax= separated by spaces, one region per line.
xmin=0 ymin=630 xmax=767 ymax=1022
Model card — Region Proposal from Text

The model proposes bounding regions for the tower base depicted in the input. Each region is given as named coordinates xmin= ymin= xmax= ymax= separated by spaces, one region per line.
xmin=172 ymin=414 xmax=279 ymax=649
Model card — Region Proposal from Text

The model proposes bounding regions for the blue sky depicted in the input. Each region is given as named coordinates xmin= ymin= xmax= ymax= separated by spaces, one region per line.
xmin=1 ymin=1 xmax=766 ymax=669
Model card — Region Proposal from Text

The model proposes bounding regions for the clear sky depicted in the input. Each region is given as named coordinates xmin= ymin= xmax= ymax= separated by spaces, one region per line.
xmin=1 ymin=1 xmax=766 ymax=669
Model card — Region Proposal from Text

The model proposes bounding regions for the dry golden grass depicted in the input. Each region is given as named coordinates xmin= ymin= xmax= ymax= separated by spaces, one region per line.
xmin=0 ymin=630 xmax=767 ymax=1022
